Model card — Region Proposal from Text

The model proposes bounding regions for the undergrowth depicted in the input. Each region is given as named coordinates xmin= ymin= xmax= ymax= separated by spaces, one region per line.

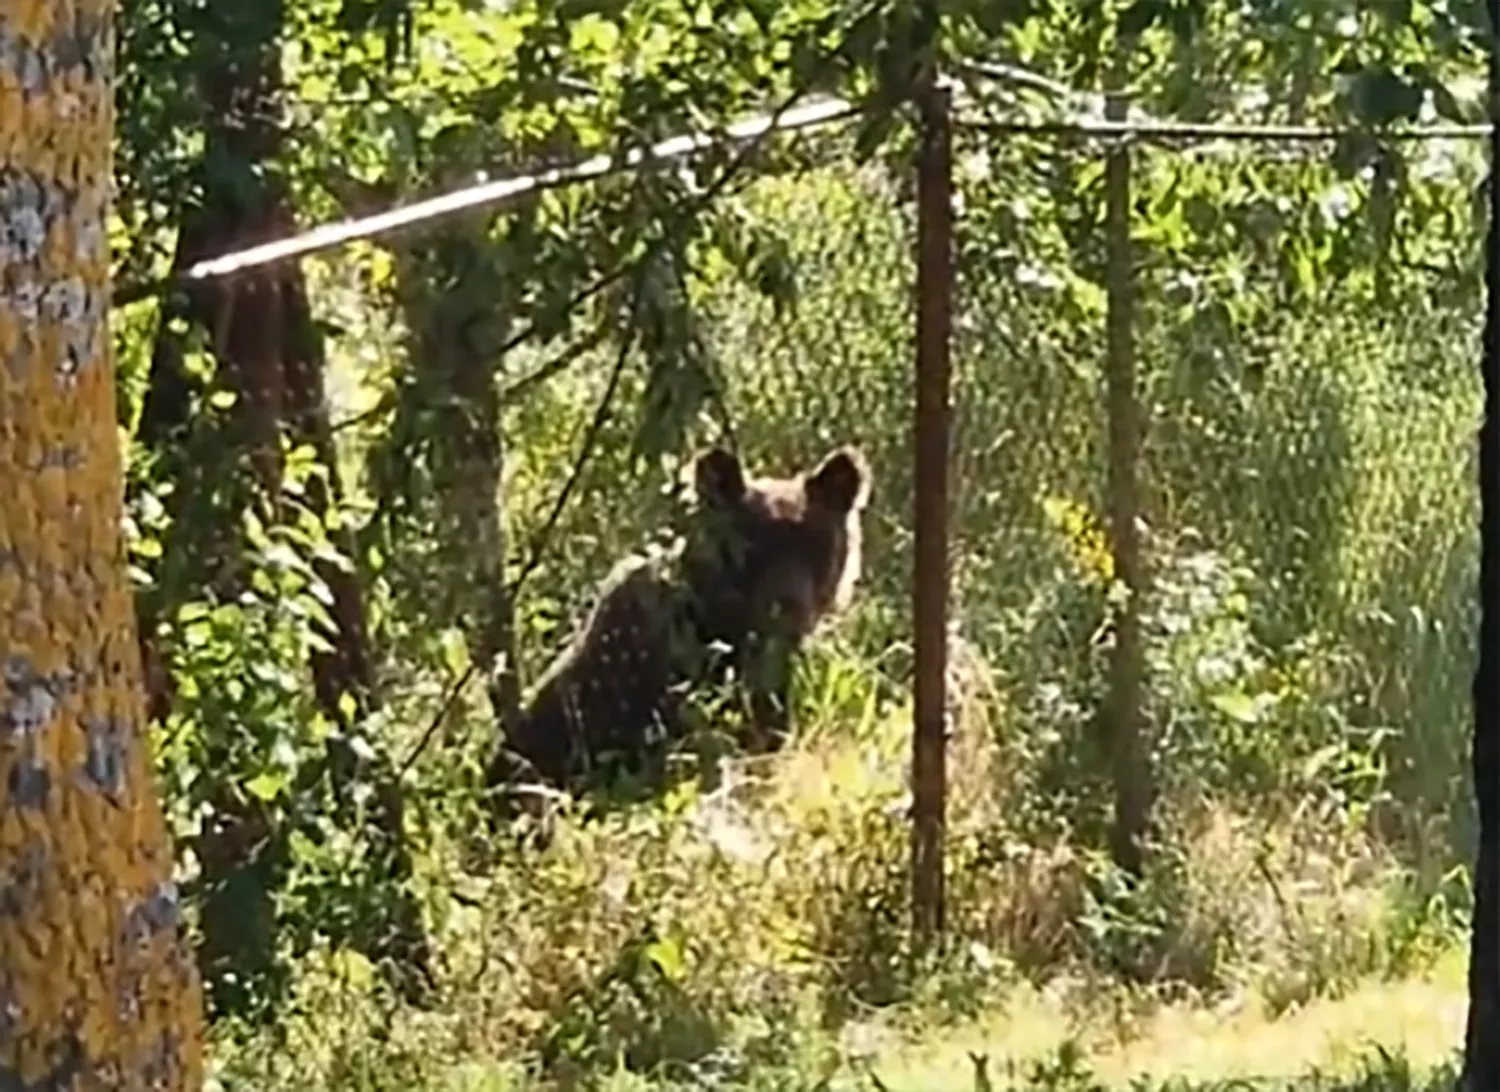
xmin=202 ymin=649 xmax=1465 ymax=1091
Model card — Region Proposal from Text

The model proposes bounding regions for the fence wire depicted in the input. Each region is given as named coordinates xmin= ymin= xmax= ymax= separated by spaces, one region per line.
xmin=940 ymin=109 xmax=1484 ymax=879
xmin=125 ymin=68 xmax=1488 ymax=1087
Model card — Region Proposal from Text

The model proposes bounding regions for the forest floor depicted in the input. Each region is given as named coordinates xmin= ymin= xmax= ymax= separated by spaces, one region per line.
xmin=837 ymin=945 xmax=1466 ymax=1090
xmin=227 ymin=699 xmax=1473 ymax=1092
xmin=434 ymin=947 xmax=1466 ymax=1090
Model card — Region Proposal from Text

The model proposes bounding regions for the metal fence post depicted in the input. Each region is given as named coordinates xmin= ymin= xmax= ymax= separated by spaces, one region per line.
xmin=912 ymin=75 xmax=954 ymax=946
xmin=1102 ymin=90 xmax=1153 ymax=879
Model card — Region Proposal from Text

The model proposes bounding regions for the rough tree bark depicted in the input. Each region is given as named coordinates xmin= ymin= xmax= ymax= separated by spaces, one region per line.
xmin=0 ymin=0 xmax=205 ymax=1085
xmin=1462 ymin=17 xmax=1500 ymax=1084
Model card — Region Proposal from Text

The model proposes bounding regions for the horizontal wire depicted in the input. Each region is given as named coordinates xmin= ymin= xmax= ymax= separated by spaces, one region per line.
xmin=113 ymin=54 xmax=1492 ymax=309
xmin=112 ymin=93 xmax=859 ymax=307
xmin=957 ymin=116 xmax=1492 ymax=142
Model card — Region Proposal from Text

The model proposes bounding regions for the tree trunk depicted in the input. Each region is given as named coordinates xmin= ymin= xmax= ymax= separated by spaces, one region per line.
xmin=0 ymin=0 xmax=205 ymax=1084
xmin=126 ymin=7 xmax=430 ymax=1016
xmin=136 ymin=184 xmax=378 ymax=728
xmin=440 ymin=325 xmax=525 ymax=736
xmin=281 ymin=273 xmax=378 ymax=722
xmin=1461 ymin=36 xmax=1500 ymax=1088
xmin=392 ymin=232 xmax=525 ymax=738
xmin=273 ymin=220 xmax=435 ymax=1010
xmin=132 ymin=217 xmax=291 ymax=1022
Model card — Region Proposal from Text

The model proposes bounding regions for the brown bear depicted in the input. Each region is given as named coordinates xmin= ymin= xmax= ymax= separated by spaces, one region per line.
xmin=485 ymin=443 xmax=871 ymax=816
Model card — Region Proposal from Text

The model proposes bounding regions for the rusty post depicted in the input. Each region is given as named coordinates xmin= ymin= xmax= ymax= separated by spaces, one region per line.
xmin=911 ymin=75 xmax=954 ymax=946
xmin=1102 ymin=91 xmax=1153 ymax=878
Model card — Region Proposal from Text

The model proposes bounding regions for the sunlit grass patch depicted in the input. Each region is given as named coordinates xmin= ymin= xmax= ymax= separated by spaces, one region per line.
xmin=858 ymin=948 xmax=1466 ymax=1090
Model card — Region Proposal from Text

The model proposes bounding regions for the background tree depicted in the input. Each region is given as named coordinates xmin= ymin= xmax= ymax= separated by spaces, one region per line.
xmin=1461 ymin=4 xmax=1499 ymax=1082
xmin=0 ymin=0 xmax=204 ymax=1084
xmin=117 ymin=0 xmax=434 ymax=1019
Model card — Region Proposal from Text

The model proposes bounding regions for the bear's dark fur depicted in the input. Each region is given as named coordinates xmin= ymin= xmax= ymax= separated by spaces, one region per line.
xmin=485 ymin=444 xmax=871 ymax=814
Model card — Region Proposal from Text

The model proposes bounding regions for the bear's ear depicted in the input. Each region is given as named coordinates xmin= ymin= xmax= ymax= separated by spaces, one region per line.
xmin=806 ymin=446 xmax=870 ymax=514
xmin=693 ymin=447 xmax=746 ymax=506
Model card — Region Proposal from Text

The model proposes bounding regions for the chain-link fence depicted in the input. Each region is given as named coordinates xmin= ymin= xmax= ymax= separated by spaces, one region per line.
xmin=129 ymin=63 xmax=1488 ymax=1086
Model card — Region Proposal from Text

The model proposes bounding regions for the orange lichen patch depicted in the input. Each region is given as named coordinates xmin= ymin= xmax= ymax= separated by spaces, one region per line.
xmin=7 ymin=1 xmax=57 ymax=45
xmin=0 ymin=307 xmax=19 ymax=358
xmin=0 ymin=26 xmax=113 ymax=180
xmin=42 ymin=212 xmax=78 ymax=272
xmin=50 ymin=690 xmax=87 ymax=776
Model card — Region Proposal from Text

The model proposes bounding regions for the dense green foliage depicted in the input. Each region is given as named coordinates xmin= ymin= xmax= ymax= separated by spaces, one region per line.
xmin=109 ymin=0 xmax=1488 ymax=1087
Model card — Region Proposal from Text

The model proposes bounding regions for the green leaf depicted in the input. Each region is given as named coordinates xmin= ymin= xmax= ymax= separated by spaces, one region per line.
xmin=1300 ymin=744 xmax=1345 ymax=783
xmin=852 ymin=107 xmax=899 ymax=165
xmin=557 ymin=0 xmax=621 ymax=15
xmin=1428 ymin=78 xmax=1471 ymax=122
xmin=570 ymin=14 xmax=620 ymax=57
xmin=244 ymin=771 xmax=286 ymax=802
xmin=645 ymin=934 xmax=685 ymax=982
xmin=440 ymin=628 xmax=470 ymax=677
xmin=1368 ymin=0 xmax=1415 ymax=28
xmin=1209 ymin=690 xmax=1261 ymax=724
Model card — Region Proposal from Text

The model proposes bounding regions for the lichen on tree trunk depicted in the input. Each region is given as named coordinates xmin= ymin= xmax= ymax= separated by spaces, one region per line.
xmin=0 ymin=1 xmax=205 ymax=1087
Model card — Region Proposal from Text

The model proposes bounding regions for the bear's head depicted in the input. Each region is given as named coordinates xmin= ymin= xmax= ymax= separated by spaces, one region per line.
xmin=682 ymin=444 xmax=872 ymax=644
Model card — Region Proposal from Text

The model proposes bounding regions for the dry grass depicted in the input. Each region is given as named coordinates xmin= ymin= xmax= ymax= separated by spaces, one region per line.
xmin=205 ymin=682 xmax=1464 ymax=1092
xmin=856 ymin=946 xmax=1467 ymax=1090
